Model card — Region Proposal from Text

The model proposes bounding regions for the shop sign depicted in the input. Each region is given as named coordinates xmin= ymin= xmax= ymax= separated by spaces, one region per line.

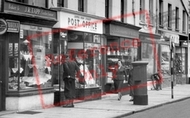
xmin=55 ymin=12 xmax=103 ymax=34
xmin=6 ymin=20 xmax=20 ymax=33
xmin=163 ymin=32 xmax=179 ymax=44
xmin=4 ymin=1 xmax=57 ymax=21
xmin=109 ymin=24 xmax=139 ymax=38
xmin=0 ymin=19 xmax=7 ymax=35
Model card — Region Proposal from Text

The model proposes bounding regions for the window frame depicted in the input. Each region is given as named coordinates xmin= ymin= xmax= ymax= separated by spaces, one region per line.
xmin=175 ymin=7 xmax=179 ymax=31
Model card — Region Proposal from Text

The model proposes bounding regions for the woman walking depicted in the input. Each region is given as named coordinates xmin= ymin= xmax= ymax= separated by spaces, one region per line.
xmin=112 ymin=60 xmax=127 ymax=101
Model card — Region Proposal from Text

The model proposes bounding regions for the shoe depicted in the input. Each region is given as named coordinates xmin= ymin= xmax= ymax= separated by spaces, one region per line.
xmin=118 ymin=93 xmax=122 ymax=101
xmin=62 ymin=104 xmax=74 ymax=108
xmin=129 ymin=99 xmax=133 ymax=102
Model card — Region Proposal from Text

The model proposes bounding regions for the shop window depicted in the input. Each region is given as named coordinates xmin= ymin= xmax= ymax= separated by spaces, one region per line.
xmin=68 ymin=31 xmax=83 ymax=42
xmin=106 ymin=38 xmax=135 ymax=83
xmin=141 ymin=43 xmax=155 ymax=80
xmin=67 ymin=31 xmax=101 ymax=88
xmin=175 ymin=47 xmax=186 ymax=74
xmin=8 ymin=25 xmax=52 ymax=91
xmin=160 ymin=45 xmax=171 ymax=77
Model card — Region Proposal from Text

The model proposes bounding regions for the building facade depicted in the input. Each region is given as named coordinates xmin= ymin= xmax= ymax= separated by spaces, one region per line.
xmin=0 ymin=0 xmax=57 ymax=111
xmin=0 ymin=0 xmax=189 ymax=112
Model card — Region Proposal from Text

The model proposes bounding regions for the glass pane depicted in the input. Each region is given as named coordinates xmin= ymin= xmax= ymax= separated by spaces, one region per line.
xmin=68 ymin=31 xmax=83 ymax=42
xmin=175 ymin=47 xmax=186 ymax=74
xmin=18 ymin=26 xmax=52 ymax=90
xmin=67 ymin=32 xmax=101 ymax=88
xmin=8 ymin=34 xmax=19 ymax=91
xmin=161 ymin=45 xmax=171 ymax=77
xmin=141 ymin=43 xmax=154 ymax=80
xmin=8 ymin=57 xmax=19 ymax=91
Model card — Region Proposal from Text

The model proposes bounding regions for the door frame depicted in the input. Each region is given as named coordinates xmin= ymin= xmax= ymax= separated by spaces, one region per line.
xmin=0 ymin=39 xmax=5 ymax=111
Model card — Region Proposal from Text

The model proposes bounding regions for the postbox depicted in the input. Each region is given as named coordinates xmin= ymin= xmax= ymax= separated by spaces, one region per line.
xmin=132 ymin=61 xmax=148 ymax=105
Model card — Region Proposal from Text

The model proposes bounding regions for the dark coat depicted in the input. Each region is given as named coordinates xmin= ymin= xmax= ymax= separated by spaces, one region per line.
xmin=113 ymin=66 xmax=127 ymax=81
xmin=62 ymin=59 xmax=80 ymax=99
xmin=62 ymin=60 xmax=80 ymax=79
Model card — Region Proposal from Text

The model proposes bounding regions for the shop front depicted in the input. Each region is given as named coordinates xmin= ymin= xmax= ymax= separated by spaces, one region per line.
xmin=52 ymin=8 xmax=104 ymax=102
xmin=139 ymin=32 xmax=163 ymax=89
xmin=176 ymin=34 xmax=188 ymax=84
xmin=103 ymin=20 xmax=141 ymax=94
xmin=0 ymin=1 xmax=57 ymax=111
xmin=159 ymin=30 xmax=188 ymax=86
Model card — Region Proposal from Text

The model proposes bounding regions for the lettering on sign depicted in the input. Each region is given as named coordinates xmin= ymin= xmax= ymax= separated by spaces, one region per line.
xmin=67 ymin=15 xmax=97 ymax=31
xmin=4 ymin=1 xmax=57 ymax=20
xmin=6 ymin=20 xmax=20 ymax=33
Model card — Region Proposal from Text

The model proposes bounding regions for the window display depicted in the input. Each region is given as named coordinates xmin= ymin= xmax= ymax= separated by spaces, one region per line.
xmin=175 ymin=47 xmax=186 ymax=74
xmin=8 ymin=25 xmax=52 ymax=91
xmin=141 ymin=43 xmax=155 ymax=80
xmin=106 ymin=38 xmax=135 ymax=83
xmin=67 ymin=31 xmax=101 ymax=88
xmin=160 ymin=45 xmax=171 ymax=77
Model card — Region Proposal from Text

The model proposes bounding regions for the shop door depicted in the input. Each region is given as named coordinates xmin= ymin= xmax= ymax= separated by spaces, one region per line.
xmin=0 ymin=42 xmax=3 ymax=111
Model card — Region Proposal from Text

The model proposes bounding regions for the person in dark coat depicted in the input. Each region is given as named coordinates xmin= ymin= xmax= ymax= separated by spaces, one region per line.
xmin=112 ymin=60 xmax=127 ymax=101
xmin=126 ymin=64 xmax=134 ymax=101
xmin=62 ymin=54 xmax=82 ymax=107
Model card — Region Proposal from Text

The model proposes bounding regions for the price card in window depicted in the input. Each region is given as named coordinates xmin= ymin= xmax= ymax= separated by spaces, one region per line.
xmin=9 ymin=43 xmax=13 ymax=56
xmin=14 ymin=43 xmax=18 ymax=56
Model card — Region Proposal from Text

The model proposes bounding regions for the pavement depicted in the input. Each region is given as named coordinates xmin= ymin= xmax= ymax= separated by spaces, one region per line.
xmin=0 ymin=84 xmax=190 ymax=118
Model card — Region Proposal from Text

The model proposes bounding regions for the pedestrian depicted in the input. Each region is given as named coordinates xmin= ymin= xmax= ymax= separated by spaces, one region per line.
xmin=127 ymin=63 xmax=134 ymax=102
xmin=62 ymin=54 xmax=83 ymax=107
xmin=112 ymin=60 xmax=127 ymax=101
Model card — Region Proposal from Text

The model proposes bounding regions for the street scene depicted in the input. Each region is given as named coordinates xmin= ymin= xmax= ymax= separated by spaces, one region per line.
xmin=0 ymin=0 xmax=190 ymax=118
xmin=1 ymin=84 xmax=190 ymax=118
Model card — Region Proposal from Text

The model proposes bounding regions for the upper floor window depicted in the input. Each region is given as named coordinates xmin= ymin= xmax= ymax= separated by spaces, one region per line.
xmin=168 ymin=4 xmax=172 ymax=29
xmin=57 ymin=0 xmax=65 ymax=7
xmin=105 ymin=0 xmax=109 ymax=18
xmin=140 ymin=0 xmax=145 ymax=22
xmin=121 ymin=0 xmax=125 ymax=22
xmin=159 ymin=0 xmax=163 ymax=27
xmin=78 ymin=0 xmax=84 ymax=12
xmin=149 ymin=0 xmax=154 ymax=25
xmin=175 ymin=7 xmax=179 ymax=31
xmin=9 ymin=0 xmax=28 ymax=4
xmin=7 ymin=0 xmax=48 ymax=8
xmin=182 ymin=10 xmax=186 ymax=32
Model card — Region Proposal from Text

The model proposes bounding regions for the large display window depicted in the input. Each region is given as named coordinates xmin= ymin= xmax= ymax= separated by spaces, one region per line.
xmin=8 ymin=24 xmax=52 ymax=91
xmin=175 ymin=47 xmax=186 ymax=74
xmin=106 ymin=37 xmax=137 ymax=83
xmin=141 ymin=43 xmax=158 ymax=80
xmin=67 ymin=31 xmax=101 ymax=88
xmin=160 ymin=44 xmax=171 ymax=78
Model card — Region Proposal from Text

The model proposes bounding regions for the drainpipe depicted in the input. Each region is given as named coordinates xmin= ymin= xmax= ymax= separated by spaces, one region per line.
xmin=132 ymin=0 xmax=135 ymax=25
